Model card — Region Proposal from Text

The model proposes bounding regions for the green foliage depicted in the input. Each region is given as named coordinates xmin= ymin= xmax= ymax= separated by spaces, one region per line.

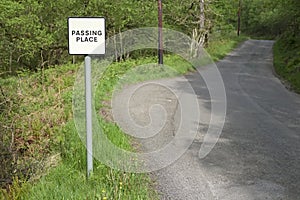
xmin=0 ymin=64 xmax=78 ymax=191
xmin=0 ymin=0 xmax=53 ymax=73
xmin=241 ymin=0 xmax=300 ymax=37
xmin=273 ymin=34 xmax=300 ymax=93
xmin=0 ymin=0 xmax=157 ymax=73
xmin=209 ymin=0 xmax=240 ymax=33
xmin=0 ymin=0 xmax=243 ymax=74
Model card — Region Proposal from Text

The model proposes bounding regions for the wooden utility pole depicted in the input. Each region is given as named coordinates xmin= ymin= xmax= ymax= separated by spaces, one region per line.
xmin=237 ymin=0 xmax=241 ymax=36
xmin=158 ymin=0 xmax=163 ymax=64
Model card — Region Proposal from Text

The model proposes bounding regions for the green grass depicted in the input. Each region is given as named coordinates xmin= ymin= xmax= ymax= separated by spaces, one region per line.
xmin=1 ymin=32 xmax=246 ymax=200
xmin=273 ymin=33 xmax=300 ymax=93
xmin=206 ymin=31 xmax=249 ymax=61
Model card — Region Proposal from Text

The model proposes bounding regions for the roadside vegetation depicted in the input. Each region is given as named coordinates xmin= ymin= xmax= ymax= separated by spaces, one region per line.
xmin=273 ymin=34 xmax=300 ymax=93
xmin=1 ymin=0 xmax=298 ymax=199
xmin=206 ymin=31 xmax=248 ymax=61
xmin=0 ymin=62 xmax=158 ymax=200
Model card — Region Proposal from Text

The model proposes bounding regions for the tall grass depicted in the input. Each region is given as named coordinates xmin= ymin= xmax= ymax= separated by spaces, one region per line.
xmin=273 ymin=33 xmax=300 ymax=93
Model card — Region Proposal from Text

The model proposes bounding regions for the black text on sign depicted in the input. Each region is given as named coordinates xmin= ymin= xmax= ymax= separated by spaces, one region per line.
xmin=68 ymin=17 xmax=106 ymax=55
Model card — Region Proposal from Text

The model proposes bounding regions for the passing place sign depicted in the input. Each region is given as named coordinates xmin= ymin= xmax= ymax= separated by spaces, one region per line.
xmin=68 ymin=17 xmax=105 ymax=55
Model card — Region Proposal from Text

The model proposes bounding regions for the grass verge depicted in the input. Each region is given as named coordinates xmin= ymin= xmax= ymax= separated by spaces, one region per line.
xmin=273 ymin=33 xmax=300 ymax=93
xmin=0 ymin=62 xmax=158 ymax=200
xmin=206 ymin=31 xmax=249 ymax=61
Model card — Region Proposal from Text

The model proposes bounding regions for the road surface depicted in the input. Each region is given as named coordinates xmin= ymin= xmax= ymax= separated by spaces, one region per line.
xmin=112 ymin=40 xmax=300 ymax=199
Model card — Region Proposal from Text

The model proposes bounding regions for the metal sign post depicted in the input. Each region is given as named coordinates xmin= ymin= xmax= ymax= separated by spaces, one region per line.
xmin=85 ymin=55 xmax=93 ymax=177
xmin=68 ymin=17 xmax=105 ymax=178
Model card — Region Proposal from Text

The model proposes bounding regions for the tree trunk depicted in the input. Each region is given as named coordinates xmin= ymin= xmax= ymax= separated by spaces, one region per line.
xmin=191 ymin=0 xmax=209 ymax=47
xmin=199 ymin=0 xmax=205 ymax=31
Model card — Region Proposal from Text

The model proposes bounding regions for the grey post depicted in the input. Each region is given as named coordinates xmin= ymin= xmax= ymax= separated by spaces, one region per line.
xmin=85 ymin=55 xmax=93 ymax=177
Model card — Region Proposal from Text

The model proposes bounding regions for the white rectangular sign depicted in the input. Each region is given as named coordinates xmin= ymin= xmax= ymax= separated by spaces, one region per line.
xmin=68 ymin=17 xmax=105 ymax=55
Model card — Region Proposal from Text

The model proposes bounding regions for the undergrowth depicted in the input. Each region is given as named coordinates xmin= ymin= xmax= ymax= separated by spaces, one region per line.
xmin=206 ymin=31 xmax=249 ymax=61
xmin=273 ymin=33 xmax=300 ymax=93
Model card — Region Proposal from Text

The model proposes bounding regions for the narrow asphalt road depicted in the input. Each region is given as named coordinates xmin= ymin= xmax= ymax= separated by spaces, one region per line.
xmin=112 ymin=40 xmax=300 ymax=199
